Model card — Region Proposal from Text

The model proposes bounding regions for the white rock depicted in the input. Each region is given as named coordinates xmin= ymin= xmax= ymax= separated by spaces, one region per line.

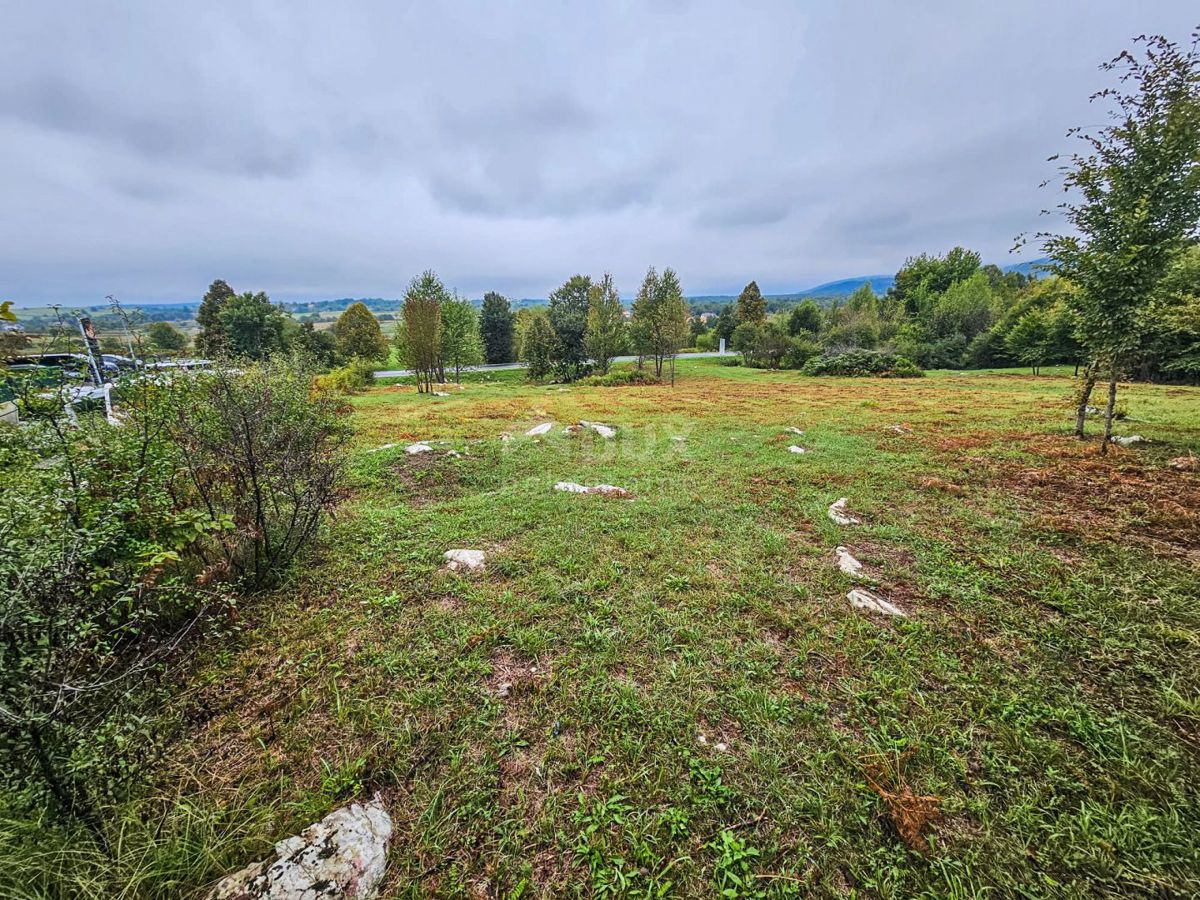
xmin=445 ymin=450 xmax=462 ymax=458
xmin=553 ymin=482 xmax=633 ymax=499
xmin=785 ymin=427 xmax=804 ymax=435
xmin=444 ymin=548 xmax=486 ymax=573
xmin=1110 ymin=434 xmax=1147 ymax=447
xmin=554 ymin=481 xmax=591 ymax=493
xmin=887 ymin=424 xmax=911 ymax=434
xmin=369 ymin=443 xmax=398 ymax=453
xmin=847 ymin=588 xmax=906 ymax=617
xmin=433 ymin=391 xmax=450 ymax=397
xmin=715 ymin=741 xmax=729 ymax=752
xmin=497 ymin=682 xmax=513 ymax=698
xmin=405 ymin=443 xmax=433 ymax=455
xmin=787 ymin=445 xmax=807 ymax=454
xmin=582 ymin=421 xmax=617 ymax=439
xmin=828 ymin=498 xmax=861 ymax=526
xmin=526 ymin=422 xmax=553 ymax=436
xmin=835 ymin=546 xmax=864 ymax=577
xmin=696 ymin=733 xmax=708 ymax=745
xmin=206 ymin=796 xmax=392 ymax=900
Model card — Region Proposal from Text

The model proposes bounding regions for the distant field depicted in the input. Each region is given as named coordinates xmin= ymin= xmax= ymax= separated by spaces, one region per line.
xmin=169 ymin=359 xmax=1200 ymax=897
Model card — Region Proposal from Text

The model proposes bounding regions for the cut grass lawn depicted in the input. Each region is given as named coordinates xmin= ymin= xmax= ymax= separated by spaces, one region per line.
xmin=168 ymin=360 xmax=1200 ymax=897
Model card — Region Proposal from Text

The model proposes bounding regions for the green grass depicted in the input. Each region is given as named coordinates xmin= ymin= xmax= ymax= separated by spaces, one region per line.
xmin=142 ymin=362 xmax=1200 ymax=895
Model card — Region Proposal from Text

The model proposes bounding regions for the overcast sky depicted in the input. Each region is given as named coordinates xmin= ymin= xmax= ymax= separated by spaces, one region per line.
xmin=2 ymin=1 xmax=1197 ymax=306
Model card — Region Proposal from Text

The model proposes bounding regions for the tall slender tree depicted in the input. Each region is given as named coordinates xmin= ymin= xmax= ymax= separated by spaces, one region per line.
xmin=631 ymin=267 xmax=689 ymax=381
xmin=547 ymin=274 xmax=592 ymax=380
xmin=195 ymin=279 xmax=235 ymax=356
xmin=1034 ymin=29 xmax=1200 ymax=451
xmin=734 ymin=280 xmax=767 ymax=325
xmin=398 ymin=271 xmax=446 ymax=393
xmin=480 ymin=291 xmax=515 ymax=364
xmin=440 ymin=295 xmax=484 ymax=382
xmin=585 ymin=273 xmax=626 ymax=374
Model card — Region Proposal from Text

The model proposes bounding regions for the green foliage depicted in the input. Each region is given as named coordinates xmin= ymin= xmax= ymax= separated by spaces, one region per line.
xmin=439 ymin=295 xmax=484 ymax=381
xmin=1 ymin=357 xmax=347 ymax=848
xmin=333 ymin=302 xmax=388 ymax=362
xmin=1035 ymin=30 xmax=1200 ymax=440
xmin=734 ymin=281 xmax=767 ymax=325
xmin=170 ymin=360 xmax=350 ymax=588
xmin=521 ymin=309 xmax=557 ymax=381
xmin=801 ymin=348 xmax=924 ymax=377
xmin=787 ymin=300 xmax=822 ymax=336
xmin=585 ymin=273 xmax=627 ymax=375
xmin=581 ymin=366 xmax=659 ymax=386
xmin=888 ymin=247 xmax=981 ymax=315
xmin=288 ymin=320 xmax=338 ymax=369
xmin=146 ymin=321 xmax=188 ymax=353
xmin=630 ymin=267 xmax=689 ymax=380
xmin=194 ymin=279 xmax=235 ymax=357
xmin=713 ymin=305 xmax=737 ymax=342
xmin=217 ymin=291 xmax=286 ymax=360
xmin=480 ymin=291 xmax=515 ymax=364
xmin=398 ymin=270 xmax=447 ymax=393
xmin=313 ymin=358 xmax=375 ymax=393
xmin=548 ymin=274 xmax=592 ymax=380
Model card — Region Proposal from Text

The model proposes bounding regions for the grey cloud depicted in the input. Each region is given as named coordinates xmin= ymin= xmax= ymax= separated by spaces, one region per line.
xmin=1 ymin=0 xmax=1197 ymax=305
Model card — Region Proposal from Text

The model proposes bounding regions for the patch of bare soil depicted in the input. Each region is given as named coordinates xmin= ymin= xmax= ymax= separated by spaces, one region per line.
xmin=998 ymin=435 xmax=1200 ymax=559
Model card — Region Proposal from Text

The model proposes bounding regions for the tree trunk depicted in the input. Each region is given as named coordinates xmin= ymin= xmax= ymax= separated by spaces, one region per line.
xmin=1074 ymin=360 xmax=1098 ymax=439
xmin=1100 ymin=362 xmax=1119 ymax=455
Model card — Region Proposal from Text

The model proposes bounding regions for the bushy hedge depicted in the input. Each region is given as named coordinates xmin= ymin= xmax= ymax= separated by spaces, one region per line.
xmin=581 ymin=366 xmax=660 ymax=387
xmin=800 ymin=349 xmax=925 ymax=378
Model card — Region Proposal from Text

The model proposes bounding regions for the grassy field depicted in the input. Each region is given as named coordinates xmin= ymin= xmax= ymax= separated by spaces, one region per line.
xmin=168 ymin=360 xmax=1200 ymax=897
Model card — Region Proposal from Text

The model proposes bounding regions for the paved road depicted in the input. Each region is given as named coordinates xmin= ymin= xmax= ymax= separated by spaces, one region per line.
xmin=374 ymin=351 xmax=731 ymax=379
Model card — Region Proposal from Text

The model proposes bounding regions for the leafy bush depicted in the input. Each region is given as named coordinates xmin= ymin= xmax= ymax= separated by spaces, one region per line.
xmin=313 ymin=358 xmax=375 ymax=394
xmin=581 ymin=366 xmax=660 ymax=387
xmin=169 ymin=361 xmax=351 ymax=588
xmin=0 ymin=359 xmax=349 ymax=844
xmin=801 ymin=349 xmax=925 ymax=377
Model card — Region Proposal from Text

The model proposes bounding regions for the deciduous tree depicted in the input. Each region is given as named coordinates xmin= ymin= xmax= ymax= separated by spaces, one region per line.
xmin=398 ymin=271 xmax=446 ymax=393
xmin=547 ymin=274 xmax=592 ymax=380
xmin=440 ymin=295 xmax=483 ymax=382
xmin=334 ymin=302 xmax=388 ymax=362
xmin=1034 ymin=29 xmax=1200 ymax=450
xmin=585 ymin=273 xmax=626 ymax=374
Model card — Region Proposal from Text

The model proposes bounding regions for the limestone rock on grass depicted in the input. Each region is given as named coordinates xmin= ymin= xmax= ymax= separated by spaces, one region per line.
xmin=828 ymin=498 xmax=861 ymax=526
xmin=404 ymin=443 xmax=433 ymax=455
xmin=787 ymin=445 xmax=807 ymax=454
xmin=583 ymin=421 xmax=617 ymax=438
xmin=785 ymin=427 xmax=804 ymax=435
xmin=554 ymin=482 xmax=633 ymax=499
xmin=554 ymin=481 xmax=590 ymax=493
xmin=835 ymin=546 xmax=864 ymax=577
xmin=206 ymin=796 xmax=392 ymax=900
xmin=847 ymin=588 xmax=905 ymax=617
xmin=526 ymin=422 xmax=553 ymax=436
xmin=444 ymin=548 xmax=486 ymax=573
xmin=1110 ymin=434 xmax=1147 ymax=447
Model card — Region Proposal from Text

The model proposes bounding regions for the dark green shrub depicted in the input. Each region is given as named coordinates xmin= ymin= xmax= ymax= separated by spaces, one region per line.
xmin=801 ymin=349 xmax=925 ymax=377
